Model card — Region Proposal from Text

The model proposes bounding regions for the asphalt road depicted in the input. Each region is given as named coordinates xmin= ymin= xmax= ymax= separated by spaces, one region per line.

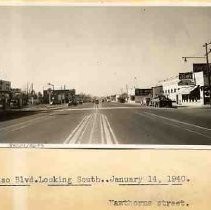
xmin=0 ymin=102 xmax=211 ymax=145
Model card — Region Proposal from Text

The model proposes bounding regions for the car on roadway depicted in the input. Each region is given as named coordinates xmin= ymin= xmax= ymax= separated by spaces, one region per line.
xmin=118 ymin=98 xmax=125 ymax=103
xmin=150 ymin=95 xmax=172 ymax=108
xmin=68 ymin=99 xmax=78 ymax=106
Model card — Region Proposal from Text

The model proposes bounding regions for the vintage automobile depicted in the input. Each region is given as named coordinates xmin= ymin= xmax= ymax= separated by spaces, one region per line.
xmin=68 ymin=99 xmax=78 ymax=106
xmin=150 ymin=95 xmax=172 ymax=108
xmin=9 ymin=99 xmax=21 ymax=109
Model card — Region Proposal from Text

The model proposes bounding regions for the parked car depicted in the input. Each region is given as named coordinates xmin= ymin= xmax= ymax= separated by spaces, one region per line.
xmin=10 ymin=99 xmax=21 ymax=109
xmin=118 ymin=98 xmax=125 ymax=103
xmin=150 ymin=95 xmax=172 ymax=108
xmin=68 ymin=99 xmax=78 ymax=106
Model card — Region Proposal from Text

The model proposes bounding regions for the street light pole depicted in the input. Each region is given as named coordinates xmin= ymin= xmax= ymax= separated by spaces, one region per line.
xmin=182 ymin=56 xmax=205 ymax=62
xmin=48 ymin=83 xmax=54 ymax=91
xmin=47 ymin=83 xmax=54 ymax=105
xmin=203 ymin=42 xmax=211 ymax=106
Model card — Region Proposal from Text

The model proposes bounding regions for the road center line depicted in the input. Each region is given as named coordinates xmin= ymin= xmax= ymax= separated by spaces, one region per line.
xmin=64 ymin=115 xmax=88 ymax=144
xmin=99 ymin=114 xmax=105 ymax=144
xmin=104 ymin=115 xmax=118 ymax=144
xmin=88 ymin=113 xmax=97 ymax=144
xmin=101 ymin=114 xmax=113 ymax=144
xmin=68 ymin=115 xmax=92 ymax=144
xmin=76 ymin=114 xmax=93 ymax=144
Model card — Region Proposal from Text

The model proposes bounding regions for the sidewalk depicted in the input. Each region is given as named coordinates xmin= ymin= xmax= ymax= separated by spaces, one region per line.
xmin=123 ymin=101 xmax=211 ymax=109
xmin=21 ymin=104 xmax=68 ymax=111
xmin=0 ymin=104 xmax=69 ymax=113
xmin=176 ymin=104 xmax=211 ymax=109
xmin=0 ymin=104 xmax=69 ymax=122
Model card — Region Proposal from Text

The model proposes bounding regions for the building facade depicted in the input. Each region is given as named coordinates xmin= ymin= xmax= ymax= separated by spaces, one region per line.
xmin=43 ymin=89 xmax=76 ymax=104
xmin=0 ymin=80 xmax=11 ymax=109
xmin=152 ymin=85 xmax=163 ymax=98
xmin=160 ymin=64 xmax=211 ymax=106
xmin=128 ymin=87 xmax=135 ymax=103
xmin=135 ymin=88 xmax=152 ymax=105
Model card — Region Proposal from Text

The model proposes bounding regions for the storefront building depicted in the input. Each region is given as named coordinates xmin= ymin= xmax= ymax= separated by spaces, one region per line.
xmin=43 ymin=88 xmax=76 ymax=104
xmin=152 ymin=85 xmax=163 ymax=98
xmin=161 ymin=64 xmax=211 ymax=106
xmin=134 ymin=88 xmax=152 ymax=105
xmin=128 ymin=87 xmax=135 ymax=103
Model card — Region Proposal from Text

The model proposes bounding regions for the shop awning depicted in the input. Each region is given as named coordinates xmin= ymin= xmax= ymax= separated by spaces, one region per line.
xmin=179 ymin=86 xmax=198 ymax=95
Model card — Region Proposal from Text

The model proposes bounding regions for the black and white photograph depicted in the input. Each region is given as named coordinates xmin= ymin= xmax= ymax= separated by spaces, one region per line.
xmin=0 ymin=6 xmax=211 ymax=145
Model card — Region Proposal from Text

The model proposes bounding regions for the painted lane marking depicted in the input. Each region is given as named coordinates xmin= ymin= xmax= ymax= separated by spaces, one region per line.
xmin=100 ymin=114 xmax=105 ymax=144
xmin=88 ymin=113 xmax=97 ymax=144
xmin=76 ymin=114 xmax=93 ymax=144
xmin=104 ymin=114 xmax=118 ymax=144
xmin=64 ymin=115 xmax=89 ymax=144
xmin=182 ymin=127 xmax=211 ymax=139
xmin=143 ymin=111 xmax=211 ymax=131
xmin=101 ymin=114 xmax=113 ymax=144
xmin=137 ymin=112 xmax=211 ymax=140
xmin=68 ymin=115 xmax=92 ymax=144
xmin=64 ymin=111 xmax=118 ymax=144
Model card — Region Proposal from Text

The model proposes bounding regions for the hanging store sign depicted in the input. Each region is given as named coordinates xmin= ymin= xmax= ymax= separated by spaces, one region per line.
xmin=135 ymin=88 xmax=152 ymax=96
xmin=179 ymin=72 xmax=193 ymax=80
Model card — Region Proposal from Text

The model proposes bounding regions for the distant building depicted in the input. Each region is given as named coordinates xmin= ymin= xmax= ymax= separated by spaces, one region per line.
xmin=43 ymin=88 xmax=76 ymax=104
xmin=161 ymin=76 xmax=180 ymax=104
xmin=128 ymin=87 xmax=152 ymax=105
xmin=10 ymin=88 xmax=26 ymax=108
xmin=152 ymin=85 xmax=163 ymax=98
xmin=135 ymin=88 xmax=152 ymax=105
xmin=0 ymin=80 xmax=11 ymax=109
xmin=128 ymin=87 xmax=135 ymax=103
xmin=0 ymin=80 xmax=11 ymax=92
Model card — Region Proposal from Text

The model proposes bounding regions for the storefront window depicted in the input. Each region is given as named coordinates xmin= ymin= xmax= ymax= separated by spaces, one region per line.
xmin=182 ymin=94 xmax=189 ymax=102
xmin=182 ymin=86 xmax=200 ymax=103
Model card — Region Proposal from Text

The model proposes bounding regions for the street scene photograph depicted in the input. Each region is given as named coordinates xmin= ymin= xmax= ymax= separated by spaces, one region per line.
xmin=0 ymin=6 xmax=211 ymax=145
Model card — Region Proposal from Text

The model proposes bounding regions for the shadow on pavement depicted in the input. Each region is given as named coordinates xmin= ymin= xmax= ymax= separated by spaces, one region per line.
xmin=0 ymin=110 xmax=39 ymax=122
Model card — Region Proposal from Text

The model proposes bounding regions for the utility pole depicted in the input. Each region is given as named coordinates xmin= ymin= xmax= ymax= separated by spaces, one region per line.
xmin=203 ymin=42 xmax=211 ymax=106
xmin=26 ymin=82 xmax=29 ymax=105
xmin=31 ymin=83 xmax=34 ymax=105
xmin=126 ymin=84 xmax=129 ymax=102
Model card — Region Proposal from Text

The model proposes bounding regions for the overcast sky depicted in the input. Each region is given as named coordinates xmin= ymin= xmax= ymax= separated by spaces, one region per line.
xmin=0 ymin=6 xmax=211 ymax=96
